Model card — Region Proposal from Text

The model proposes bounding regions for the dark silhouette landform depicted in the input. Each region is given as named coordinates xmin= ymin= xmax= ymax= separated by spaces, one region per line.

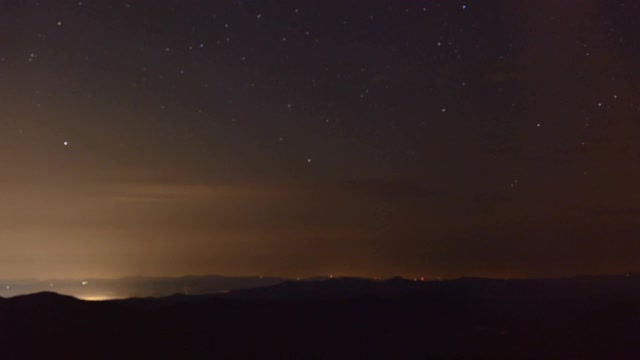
xmin=2 ymin=274 xmax=640 ymax=359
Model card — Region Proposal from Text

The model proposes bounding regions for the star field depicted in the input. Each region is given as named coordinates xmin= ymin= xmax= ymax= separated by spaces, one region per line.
xmin=1 ymin=0 xmax=640 ymax=279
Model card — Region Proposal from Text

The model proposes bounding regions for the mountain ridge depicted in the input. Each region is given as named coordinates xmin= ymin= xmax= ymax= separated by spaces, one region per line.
xmin=2 ymin=273 xmax=640 ymax=358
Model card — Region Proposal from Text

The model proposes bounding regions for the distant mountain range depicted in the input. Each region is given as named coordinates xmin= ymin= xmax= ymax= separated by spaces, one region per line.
xmin=0 ymin=275 xmax=286 ymax=299
xmin=3 ymin=273 xmax=640 ymax=358
xmin=4 ymin=272 xmax=640 ymax=301
xmin=99 ymin=272 xmax=640 ymax=304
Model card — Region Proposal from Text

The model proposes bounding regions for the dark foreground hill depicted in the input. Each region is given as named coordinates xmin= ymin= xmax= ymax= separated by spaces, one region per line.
xmin=2 ymin=275 xmax=640 ymax=359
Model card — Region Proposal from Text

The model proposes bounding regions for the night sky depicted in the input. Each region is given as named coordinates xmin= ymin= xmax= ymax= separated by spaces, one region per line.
xmin=2 ymin=0 xmax=640 ymax=280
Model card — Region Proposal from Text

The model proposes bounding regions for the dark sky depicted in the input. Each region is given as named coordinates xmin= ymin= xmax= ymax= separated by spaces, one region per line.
xmin=1 ymin=0 xmax=640 ymax=280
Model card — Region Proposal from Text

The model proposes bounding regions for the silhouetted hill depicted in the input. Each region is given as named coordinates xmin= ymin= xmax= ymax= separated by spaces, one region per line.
xmin=8 ymin=291 xmax=79 ymax=303
xmin=3 ymin=274 xmax=640 ymax=359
